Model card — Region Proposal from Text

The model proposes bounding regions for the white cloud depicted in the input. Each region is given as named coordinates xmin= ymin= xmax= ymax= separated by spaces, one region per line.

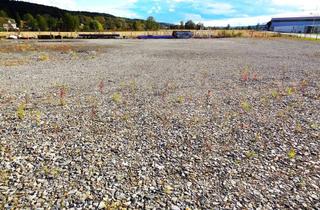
xmin=202 ymin=2 xmax=235 ymax=15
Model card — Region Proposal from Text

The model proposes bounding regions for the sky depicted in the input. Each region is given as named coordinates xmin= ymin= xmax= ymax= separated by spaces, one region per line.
xmin=22 ymin=0 xmax=320 ymax=26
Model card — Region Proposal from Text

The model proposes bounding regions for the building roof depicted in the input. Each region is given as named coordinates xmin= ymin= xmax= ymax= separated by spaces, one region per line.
xmin=272 ymin=16 xmax=320 ymax=22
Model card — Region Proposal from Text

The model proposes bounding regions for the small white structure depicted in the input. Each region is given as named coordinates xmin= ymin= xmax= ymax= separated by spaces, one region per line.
xmin=3 ymin=19 xmax=19 ymax=31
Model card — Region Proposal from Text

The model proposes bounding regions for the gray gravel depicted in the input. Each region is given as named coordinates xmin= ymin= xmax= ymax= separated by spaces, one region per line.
xmin=0 ymin=38 xmax=319 ymax=209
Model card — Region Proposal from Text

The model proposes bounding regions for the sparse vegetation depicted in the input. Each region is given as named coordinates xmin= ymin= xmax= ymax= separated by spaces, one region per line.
xmin=0 ymin=38 xmax=318 ymax=209
xmin=112 ymin=92 xmax=122 ymax=104
xmin=16 ymin=102 xmax=26 ymax=120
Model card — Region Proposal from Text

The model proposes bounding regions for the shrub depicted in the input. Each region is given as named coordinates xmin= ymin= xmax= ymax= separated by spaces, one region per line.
xmin=112 ymin=92 xmax=122 ymax=104
xmin=38 ymin=54 xmax=49 ymax=61
xmin=240 ymin=101 xmax=251 ymax=112
xmin=16 ymin=102 xmax=26 ymax=120
xmin=288 ymin=148 xmax=296 ymax=159
xmin=176 ymin=96 xmax=185 ymax=104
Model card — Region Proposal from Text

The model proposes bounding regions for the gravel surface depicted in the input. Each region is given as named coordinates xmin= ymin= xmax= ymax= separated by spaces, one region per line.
xmin=0 ymin=38 xmax=319 ymax=209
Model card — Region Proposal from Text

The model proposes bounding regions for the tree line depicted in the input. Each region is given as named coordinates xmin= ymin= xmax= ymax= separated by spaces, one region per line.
xmin=0 ymin=9 xmax=161 ymax=31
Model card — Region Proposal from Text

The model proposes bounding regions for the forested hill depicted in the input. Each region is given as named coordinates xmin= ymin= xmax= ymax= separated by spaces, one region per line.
xmin=0 ymin=0 xmax=170 ymax=31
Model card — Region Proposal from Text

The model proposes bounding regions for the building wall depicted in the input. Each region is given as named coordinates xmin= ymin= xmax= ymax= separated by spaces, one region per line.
xmin=271 ymin=19 xmax=320 ymax=33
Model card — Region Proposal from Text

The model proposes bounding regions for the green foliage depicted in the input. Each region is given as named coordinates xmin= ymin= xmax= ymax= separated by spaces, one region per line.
xmin=288 ymin=148 xmax=296 ymax=159
xmin=89 ymin=19 xmax=104 ymax=32
xmin=240 ymin=101 xmax=251 ymax=112
xmin=286 ymin=87 xmax=294 ymax=96
xmin=16 ymin=102 xmax=26 ymax=120
xmin=33 ymin=110 xmax=41 ymax=126
xmin=23 ymin=13 xmax=39 ymax=31
xmin=112 ymin=92 xmax=122 ymax=104
xmin=245 ymin=151 xmax=257 ymax=159
xmin=0 ymin=10 xmax=7 ymax=17
xmin=62 ymin=13 xmax=79 ymax=31
xmin=37 ymin=15 xmax=48 ymax=31
xmin=177 ymin=96 xmax=185 ymax=104
xmin=271 ymin=89 xmax=279 ymax=98
xmin=133 ymin=21 xmax=145 ymax=31
xmin=185 ymin=20 xmax=196 ymax=29
xmin=145 ymin=16 xmax=160 ymax=30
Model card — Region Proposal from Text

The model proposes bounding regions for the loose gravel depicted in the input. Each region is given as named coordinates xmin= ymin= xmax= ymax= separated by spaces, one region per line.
xmin=0 ymin=38 xmax=319 ymax=209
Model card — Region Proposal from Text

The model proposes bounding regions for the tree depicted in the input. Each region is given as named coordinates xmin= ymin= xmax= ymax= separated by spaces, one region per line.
xmin=0 ymin=10 xmax=7 ymax=17
xmin=89 ymin=20 xmax=104 ymax=31
xmin=23 ymin=13 xmax=38 ymax=31
xmin=179 ymin=21 xmax=184 ymax=29
xmin=105 ymin=17 xmax=117 ymax=30
xmin=196 ymin=22 xmax=204 ymax=30
xmin=145 ymin=16 xmax=159 ymax=30
xmin=133 ymin=21 xmax=145 ymax=31
xmin=15 ymin=12 xmax=21 ymax=28
xmin=37 ymin=15 xmax=48 ymax=31
xmin=46 ymin=15 xmax=58 ymax=31
xmin=185 ymin=20 xmax=196 ymax=29
xmin=62 ymin=13 xmax=79 ymax=31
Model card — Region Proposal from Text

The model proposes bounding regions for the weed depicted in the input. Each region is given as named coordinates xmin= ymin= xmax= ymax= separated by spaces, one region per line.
xmin=24 ymin=93 xmax=30 ymax=104
xmin=295 ymin=123 xmax=302 ymax=133
xmin=288 ymin=148 xmax=296 ymax=159
xmin=240 ymin=100 xmax=251 ymax=112
xmin=271 ymin=90 xmax=279 ymax=98
xmin=286 ymin=87 xmax=294 ymax=96
xmin=59 ymin=87 xmax=66 ymax=106
xmin=112 ymin=92 xmax=122 ymax=104
xmin=252 ymin=72 xmax=258 ymax=81
xmin=129 ymin=80 xmax=137 ymax=93
xmin=16 ymin=102 xmax=26 ymax=120
xmin=177 ymin=95 xmax=185 ymax=104
xmin=38 ymin=54 xmax=49 ymax=61
xmin=245 ymin=151 xmax=257 ymax=159
xmin=98 ymin=80 xmax=105 ymax=94
xmin=241 ymin=66 xmax=250 ymax=82
xmin=32 ymin=110 xmax=41 ymax=126
xmin=206 ymin=90 xmax=212 ymax=106
xmin=300 ymin=80 xmax=308 ymax=93
xmin=164 ymin=185 xmax=174 ymax=194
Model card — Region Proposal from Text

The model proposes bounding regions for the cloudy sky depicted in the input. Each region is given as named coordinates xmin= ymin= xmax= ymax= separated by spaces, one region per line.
xmin=23 ymin=0 xmax=320 ymax=26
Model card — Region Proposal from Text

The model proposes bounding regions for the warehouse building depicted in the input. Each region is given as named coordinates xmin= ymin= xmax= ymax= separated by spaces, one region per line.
xmin=270 ymin=16 xmax=320 ymax=33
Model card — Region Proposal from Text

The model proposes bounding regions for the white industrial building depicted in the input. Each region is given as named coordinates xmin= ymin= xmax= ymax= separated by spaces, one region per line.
xmin=270 ymin=16 xmax=320 ymax=33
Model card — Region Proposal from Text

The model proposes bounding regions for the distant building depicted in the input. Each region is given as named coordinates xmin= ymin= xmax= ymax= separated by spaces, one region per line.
xmin=2 ymin=19 xmax=19 ymax=31
xmin=270 ymin=16 xmax=320 ymax=33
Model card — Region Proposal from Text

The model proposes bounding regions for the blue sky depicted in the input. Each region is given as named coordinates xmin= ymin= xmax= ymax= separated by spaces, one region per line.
xmin=24 ymin=0 xmax=320 ymax=26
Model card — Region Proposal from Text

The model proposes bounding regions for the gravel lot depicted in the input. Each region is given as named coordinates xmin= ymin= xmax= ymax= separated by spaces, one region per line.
xmin=0 ymin=38 xmax=319 ymax=209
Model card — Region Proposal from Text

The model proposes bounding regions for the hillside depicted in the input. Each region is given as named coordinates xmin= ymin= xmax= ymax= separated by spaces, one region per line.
xmin=0 ymin=0 xmax=170 ymax=31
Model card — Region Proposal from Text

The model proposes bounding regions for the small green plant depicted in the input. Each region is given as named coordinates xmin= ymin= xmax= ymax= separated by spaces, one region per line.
xmin=240 ymin=101 xmax=251 ymax=112
xmin=271 ymin=89 xmax=279 ymax=98
xmin=16 ymin=102 xmax=26 ymax=120
xmin=288 ymin=148 xmax=296 ymax=159
xmin=295 ymin=123 xmax=302 ymax=133
xmin=129 ymin=80 xmax=137 ymax=93
xmin=245 ymin=151 xmax=257 ymax=159
xmin=38 ymin=54 xmax=49 ymax=61
xmin=286 ymin=87 xmax=294 ymax=96
xmin=33 ymin=110 xmax=41 ymax=126
xmin=112 ymin=92 xmax=122 ymax=104
xmin=177 ymin=95 xmax=185 ymax=104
